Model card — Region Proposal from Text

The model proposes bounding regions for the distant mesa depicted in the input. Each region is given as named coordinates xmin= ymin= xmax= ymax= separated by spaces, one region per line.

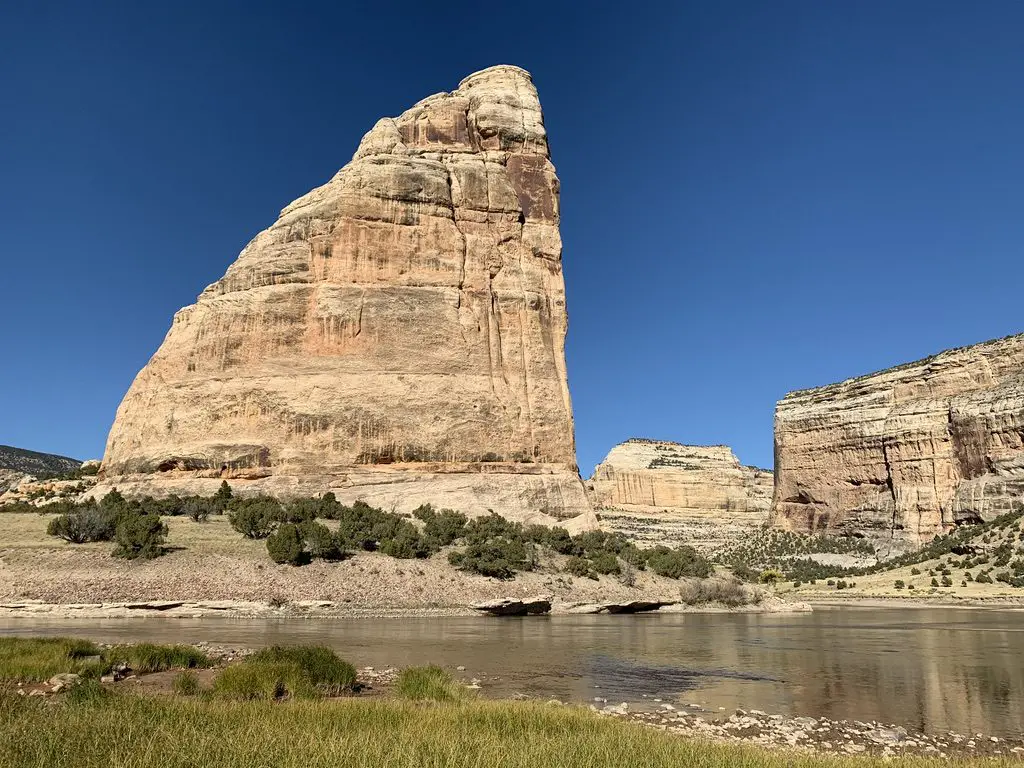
xmin=99 ymin=65 xmax=592 ymax=526
xmin=587 ymin=439 xmax=773 ymax=551
xmin=771 ymin=332 xmax=1024 ymax=552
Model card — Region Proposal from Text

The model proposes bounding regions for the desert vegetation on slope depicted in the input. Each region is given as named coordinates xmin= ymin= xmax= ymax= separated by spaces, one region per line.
xmin=25 ymin=485 xmax=715 ymax=584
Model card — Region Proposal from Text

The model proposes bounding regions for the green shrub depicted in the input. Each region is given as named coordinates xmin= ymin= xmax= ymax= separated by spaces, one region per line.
xmin=463 ymin=513 xmax=521 ymax=544
xmin=448 ymin=537 xmax=531 ymax=579
xmin=732 ymin=564 xmax=757 ymax=582
xmin=46 ymin=504 xmax=117 ymax=543
xmin=534 ymin=526 xmax=577 ymax=555
xmin=172 ymin=671 xmax=200 ymax=696
xmin=976 ymin=571 xmax=993 ymax=584
xmin=394 ymin=665 xmax=466 ymax=702
xmin=590 ymin=552 xmax=621 ymax=576
xmin=183 ymin=498 xmax=211 ymax=523
xmin=758 ymin=569 xmax=783 ymax=585
xmin=379 ymin=528 xmax=435 ymax=559
xmin=941 ymin=575 xmax=953 ymax=587
xmin=335 ymin=500 xmax=406 ymax=551
xmin=930 ymin=577 xmax=939 ymax=587
xmin=910 ymin=567 xmax=921 ymax=575
xmin=300 ymin=520 xmax=345 ymax=561
xmin=228 ymin=497 xmax=280 ymax=539
xmin=646 ymin=546 xmax=712 ymax=579
xmin=565 ymin=556 xmax=594 ymax=579
xmin=278 ymin=498 xmax=323 ymax=524
xmin=678 ymin=578 xmax=757 ymax=607
xmin=247 ymin=646 xmax=356 ymax=695
xmin=414 ymin=505 xmax=468 ymax=545
xmin=113 ymin=513 xmax=167 ymax=560
xmin=266 ymin=523 xmax=308 ymax=566
xmin=212 ymin=481 xmax=233 ymax=514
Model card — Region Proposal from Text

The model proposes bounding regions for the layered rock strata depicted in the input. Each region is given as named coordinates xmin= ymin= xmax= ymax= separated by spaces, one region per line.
xmin=771 ymin=333 xmax=1024 ymax=548
xmin=101 ymin=65 xmax=591 ymax=522
xmin=587 ymin=439 xmax=773 ymax=550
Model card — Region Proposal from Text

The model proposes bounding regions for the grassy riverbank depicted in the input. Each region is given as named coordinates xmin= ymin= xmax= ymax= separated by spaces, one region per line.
xmin=0 ymin=691 xmax=1016 ymax=768
xmin=0 ymin=638 xmax=1019 ymax=767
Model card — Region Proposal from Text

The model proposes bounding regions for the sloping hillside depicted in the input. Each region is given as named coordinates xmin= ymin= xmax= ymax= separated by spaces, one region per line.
xmin=0 ymin=445 xmax=80 ymax=477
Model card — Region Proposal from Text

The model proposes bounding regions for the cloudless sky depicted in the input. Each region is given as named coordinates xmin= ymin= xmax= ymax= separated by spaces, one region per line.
xmin=2 ymin=1 xmax=1022 ymax=475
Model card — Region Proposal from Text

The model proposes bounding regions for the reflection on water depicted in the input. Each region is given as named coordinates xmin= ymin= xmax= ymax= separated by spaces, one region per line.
xmin=2 ymin=606 xmax=1022 ymax=738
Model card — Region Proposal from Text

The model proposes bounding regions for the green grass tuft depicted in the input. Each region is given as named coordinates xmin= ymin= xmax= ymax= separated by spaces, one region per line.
xmin=172 ymin=671 xmax=201 ymax=696
xmin=247 ymin=646 xmax=356 ymax=695
xmin=394 ymin=665 xmax=467 ymax=702
xmin=103 ymin=643 xmax=211 ymax=673
xmin=0 ymin=637 xmax=102 ymax=682
xmin=212 ymin=662 xmax=319 ymax=701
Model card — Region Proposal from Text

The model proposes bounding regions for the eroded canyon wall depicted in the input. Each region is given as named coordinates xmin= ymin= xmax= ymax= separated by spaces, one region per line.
xmin=587 ymin=439 xmax=773 ymax=550
xmin=101 ymin=65 xmax=591 ymax=523
xmin=771 ymin=334 xmax=1024 ymax=549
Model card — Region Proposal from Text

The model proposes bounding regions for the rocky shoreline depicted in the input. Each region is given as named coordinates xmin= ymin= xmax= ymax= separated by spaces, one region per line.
xmin=0 ymin=596 xmax=810 ymax=620
xmin=602 ymin=704 xmax=1024 ymax=759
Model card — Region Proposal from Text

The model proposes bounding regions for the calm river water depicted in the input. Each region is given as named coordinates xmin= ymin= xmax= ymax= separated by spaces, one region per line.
xmin=2 ymin=606 xmax=1022 ymax=738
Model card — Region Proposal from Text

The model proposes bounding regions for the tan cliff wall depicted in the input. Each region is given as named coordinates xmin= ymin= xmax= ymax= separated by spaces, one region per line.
xmin=771 ymin=333 xmax=1024 ymax=550
xmin=100 ymin=66 xmax=592 ymax=524
xmin=587 ymin=439 xmax=773 ymax=550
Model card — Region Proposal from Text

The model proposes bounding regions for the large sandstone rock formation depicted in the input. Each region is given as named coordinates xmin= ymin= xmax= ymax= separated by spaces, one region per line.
xmin=587 ymin=439 xmax=773 ymax=550
xmin=101 ymin=66 xmax=591 ymax=523
xmin=771 ymin=334 xmax=1024 ymax=550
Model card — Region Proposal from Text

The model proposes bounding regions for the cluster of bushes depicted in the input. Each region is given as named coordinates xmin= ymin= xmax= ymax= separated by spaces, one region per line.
xmin=227 ymin=498 xmax=461 ymax=566
xmin=45 ymin=489 xmax=170 ymax=560
xmin=678 ymin=577 xmax=760 ymax=607
xmin=223 ymin=493 xmax=716 ymax=582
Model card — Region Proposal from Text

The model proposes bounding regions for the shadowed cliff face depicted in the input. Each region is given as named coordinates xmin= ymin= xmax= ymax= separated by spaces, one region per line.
xmin=101 ymin=66 xmax=590 ymax=521
xmin=771 ymin=334 xmax=1024 ymax=550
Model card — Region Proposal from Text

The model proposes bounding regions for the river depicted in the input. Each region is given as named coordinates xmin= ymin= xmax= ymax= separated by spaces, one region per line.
xmin=2 ymin=605 xmax=1022 ymax=738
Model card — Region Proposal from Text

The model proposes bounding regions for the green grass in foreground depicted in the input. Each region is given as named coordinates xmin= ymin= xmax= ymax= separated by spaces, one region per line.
xmin=0 ymin=692 xmax=1011 ymax=768
xmin=0 ymin=638 xmax=211 ymax=682
xmin=0 ymin=637 xmax=101 ymax=681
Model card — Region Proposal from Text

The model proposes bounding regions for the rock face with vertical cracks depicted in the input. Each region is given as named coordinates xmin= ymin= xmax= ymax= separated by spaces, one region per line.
xmin=771 ymin=334 xmax=1024 ymax=552
xmin=101 ymin=66 xmax=592 ymax=523
xmin=587 ymin=439 xmax=773 ymax=551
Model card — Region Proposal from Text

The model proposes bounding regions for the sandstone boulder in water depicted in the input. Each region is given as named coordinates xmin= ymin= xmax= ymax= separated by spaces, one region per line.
xmin=587 ymin=440 xmax=772 ymax=551
xmin=102 ymin=65 xmax=591 ymax=523
xmin=771 ymin=333 xmax=1024 ymax=551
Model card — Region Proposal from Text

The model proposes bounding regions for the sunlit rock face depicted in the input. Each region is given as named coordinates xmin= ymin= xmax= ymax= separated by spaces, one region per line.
xmin=101 ymin=65 xmax=591 ymax=523
xmin=771 ymin=334 xmax=1024 ymax=552
xmin=587 ymin=439 xmax=773 ymax=551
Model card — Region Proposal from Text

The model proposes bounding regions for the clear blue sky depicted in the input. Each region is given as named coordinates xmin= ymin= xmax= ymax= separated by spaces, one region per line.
xmin=2 ymin=1 xmax=1022 ymax=475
